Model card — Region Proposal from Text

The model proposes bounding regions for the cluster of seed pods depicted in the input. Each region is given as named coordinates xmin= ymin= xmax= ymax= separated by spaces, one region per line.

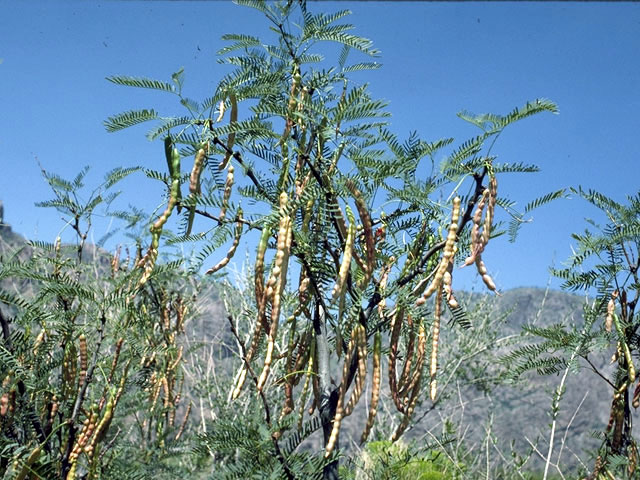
xmin=461 ymin=175 xmax=499 ymax=293
xmin=324 ymin=324 xmax=367 ymax=457
xmin=231 ymin=192 xmax=293 ymax=398
xmin=140 ymin=291 xmax=190 ymax=442
xmin=388 ymin=308 xmax=427 ymax=441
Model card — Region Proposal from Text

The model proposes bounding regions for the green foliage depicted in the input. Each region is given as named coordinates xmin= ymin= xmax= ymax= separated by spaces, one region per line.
xmin=503 ymin=187 xmax=640 ymax=478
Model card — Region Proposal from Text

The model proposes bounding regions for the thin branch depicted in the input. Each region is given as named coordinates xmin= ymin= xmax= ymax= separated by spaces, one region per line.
xmin=226 ymin=314 xmax=296 ymax=480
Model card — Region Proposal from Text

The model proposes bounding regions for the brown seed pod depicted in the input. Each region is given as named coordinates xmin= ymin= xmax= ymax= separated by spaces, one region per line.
xmin=175 ymin=403 xmax=192 ymax=441
xmin=388 ymin=308 xmax=405 ymax=413
xmin=345 ymin=180 xmax=375 ymax=287
xmin=78 ymin=334 xmax=88 ymax=389
xmin=399 ymin=324 xmax=426 ymax=404
xmin=398 ymin=315 xmax=416 ymax=394
xmin=205 ymin=212 xmax=244 ymax=275
xmin=361 ymin=331 xmax=382 ymax=443
xmin=390 ymin=333 xmax=424 ymax=442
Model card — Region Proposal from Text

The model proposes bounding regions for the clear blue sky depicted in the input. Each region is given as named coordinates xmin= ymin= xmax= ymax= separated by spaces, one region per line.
xmin=1 ymin=1 xmax=639 ymax=292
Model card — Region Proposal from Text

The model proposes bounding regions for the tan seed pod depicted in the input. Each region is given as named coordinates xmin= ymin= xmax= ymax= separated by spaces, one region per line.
xmin=443 ymin=266 xmax=459 ymax=309
xmin=331 ymin=206 xmax=355 ymax=304
xmin=430 ymin=288 xmax=443 ymax=401
xmin=605 ymin=290 xmax=618 ymax=332
xmin=475 ymin=254 xmax=498 ymax=293
xmin=417 ymin=197 xmax=461 ymax=305
xmin=219 ymin=92 xmax=238 ymax=170
xmin=219 ymin=164 xmax=235 ymax=221
xmin=462 ymin=189 xmax=489 ymax=267
xmin=216 ymin=100 xmax=226 ymax=123
xmin=345 ymin=180 xmax=375 ymax=287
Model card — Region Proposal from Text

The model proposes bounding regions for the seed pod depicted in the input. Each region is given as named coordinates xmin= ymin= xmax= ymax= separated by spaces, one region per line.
xmin=219 ymin=92 xmax=238 ymax=170
xmin=257 ymin=193 xmax=292 ymax=391
xmin=344 ymin=324 xmax=367 ymax=416
xmin=111 ymin=246 xmax=121 ymax=277
xmin=475 ymin=255 xmax=498 ymax=293
xmin=219 ymin=164 xmax=235 ymax=221
xmin=361 ymin=331 xmax=382 ymax=443
xmin=138 ymin=138 xmax=182 ymax=286
xmin=0 ymin=393 xmax=8 ymax=417
xmin=205 ymin=211 xmax=244 ymax=275
xmin=185 ymin=148 xmax=206 ymax=236
xmin=399 ymin=324 xmax=426 ymax=403
xmin=612 ymin=311 xmax=636 ymax=383
xmin=606 ymin=291 xmax=618 ymax=332
xmin=324 ymin=324 xmax=359 ymax=458
xmin=482 ymin=175 xmax=498 ymax=247
xmin=417 ymin=197 xmax=461 ymax=305
xmin=462 ymin=189 xmax=489 ymax=267
xmin=388 ymin=308 xmax=405 ymax=413
xmin=398 ymin=315 xmax=416 ymax=394
xmin=331 ymin=206 xmax=355 ymax=304
xmin=430 ymin=287 xmax=443 ymax=401
xmin=77 ymin=334 xmax=88 ymax=389
xmin=175 ymin=403 xmax=192 ymax=441
xmin=443 ymin=266 xmax=459 ymax=309
xmin=345 ymin=180 xmax=375 ymax=287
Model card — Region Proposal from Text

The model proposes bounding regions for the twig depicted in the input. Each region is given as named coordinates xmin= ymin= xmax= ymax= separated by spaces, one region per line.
xmin=226 ymin=314 xmax=296 ymax=480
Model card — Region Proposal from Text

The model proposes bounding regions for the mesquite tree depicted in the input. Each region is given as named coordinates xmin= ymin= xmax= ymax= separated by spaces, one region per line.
xmin=106 ymin=1 xmax=559 ymax=477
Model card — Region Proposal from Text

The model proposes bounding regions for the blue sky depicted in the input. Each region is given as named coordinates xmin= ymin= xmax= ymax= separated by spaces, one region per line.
xmin=1 ymin=1 xmax=639 ymax=292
